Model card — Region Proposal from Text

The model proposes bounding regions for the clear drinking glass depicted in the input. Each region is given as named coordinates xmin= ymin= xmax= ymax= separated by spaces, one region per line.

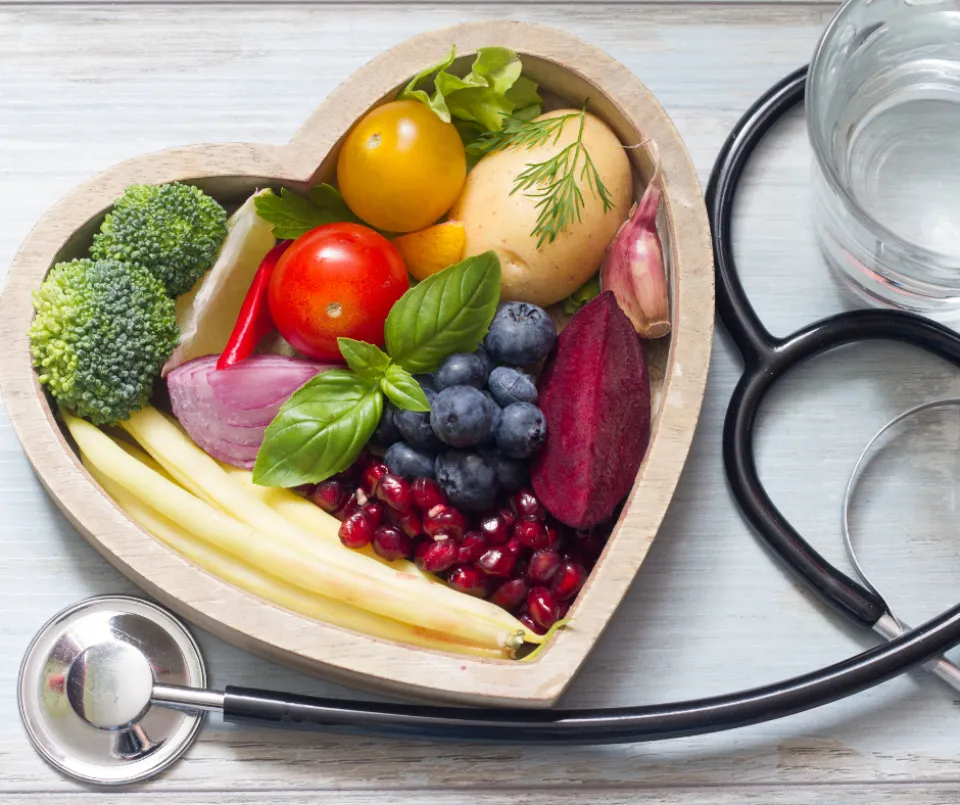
xmin=808 ymin=0 xmax=960 ymax=315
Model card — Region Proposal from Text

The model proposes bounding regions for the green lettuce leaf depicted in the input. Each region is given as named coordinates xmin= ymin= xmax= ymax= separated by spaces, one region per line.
xmin=399 ymin=46 xmax=542 ymax=133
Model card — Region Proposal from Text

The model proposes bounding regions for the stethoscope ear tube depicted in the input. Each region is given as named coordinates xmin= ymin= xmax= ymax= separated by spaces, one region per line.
xmin=706 ymin=65 xmax=960 ymax=631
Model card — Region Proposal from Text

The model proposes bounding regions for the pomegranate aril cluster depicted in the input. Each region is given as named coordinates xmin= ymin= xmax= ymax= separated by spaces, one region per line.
xmin=310 ymin=453 xmax=604 ymax=629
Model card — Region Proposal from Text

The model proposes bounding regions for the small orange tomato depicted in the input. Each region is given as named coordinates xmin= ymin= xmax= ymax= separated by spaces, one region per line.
xmin=268 ymin=223 xmax=409 ymax=361
xmin=337 ymin=100 xmax=467 ymax=233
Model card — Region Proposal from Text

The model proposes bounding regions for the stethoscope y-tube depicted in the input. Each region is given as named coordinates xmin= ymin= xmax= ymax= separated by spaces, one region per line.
xmin=167 ymin=67 xmax=960 ymax=742
xmin=24 ymin=70 xmax=960 ymax=769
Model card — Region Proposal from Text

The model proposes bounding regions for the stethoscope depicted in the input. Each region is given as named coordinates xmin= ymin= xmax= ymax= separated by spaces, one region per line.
xmin=19 ymin=66 xmax=960 ymax=787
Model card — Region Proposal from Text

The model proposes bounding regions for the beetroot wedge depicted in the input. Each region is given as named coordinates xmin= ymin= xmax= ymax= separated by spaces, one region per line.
xmin=531 ymin=291 xmax=650 ymax=528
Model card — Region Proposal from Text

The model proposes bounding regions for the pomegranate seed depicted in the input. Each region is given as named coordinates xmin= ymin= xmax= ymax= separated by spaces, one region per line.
xmin=412 ymin=477 xmax=445 ymax=512
xmin=310 ymin=479 xmax=346 ymax=513
xmin=478 ymin=514 xmax=510 ymax=546
xmin=527 ymin=586 xmax=560 ymax=630
xmin=372 ymin=525 xmax=412 ymax=562
xmin=499 ymin=507 xmax=516 ymax=528
xmin=447 ymin=565 xmax=488 ymax=597
xmin=491 ymin=577 xmax=528 ymax=612
xmin=518 ymin=612 xmax=545 ymax=635
xmin=510 ymin=489 xmax=545 ymax=520
xmin=362 ymin=462 xmax=389 ymax=495
xmin=388 ymin=507 xmax=422 ymax=539
xmin=376 ymin=473 xmax=413 ymax=512
xmin=477 ymin=547 xmax=517 ymax=578
xmin=575 ymin=529 xmax=606 ymax=560
xmin=552 ymin=562 xmax=587 ymax=601
xmin=422 ymin=538 xmax=460 ymax=573
xmin=558 ymin=601 xmax=571 ymax=619
xmin=424 ymin=504 xmax=466 ymax=540
xmin=514 ymin=519 xmax=549 ymax=550
xmin=293 ymin=483 xmax=317 ymax=497
xmin=335 ymin=492 xmax=361 ymax=521
xmin=362 ymin=501 xmax=385 ymax=528
xmin=337 ymin=451 xmax=368 ymax=484
xmin=458 ymin=531 xmax=488 ymax=564
xmin=527 ymin=549 xmax=562 ymax=584
xmin=504 ymin=537 xmax=523 ymax=555
xmin=413 ymin=538 xmax=432 ymax=570
xmin=544 ymin=522 xmax=565 ymax=551
xmin=338 ymin=510 xmax=375 ymax=549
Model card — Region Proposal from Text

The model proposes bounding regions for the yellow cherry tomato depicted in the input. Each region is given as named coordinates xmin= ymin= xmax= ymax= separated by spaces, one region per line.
xmin=337 ymin=100 xmax=467 ymax=233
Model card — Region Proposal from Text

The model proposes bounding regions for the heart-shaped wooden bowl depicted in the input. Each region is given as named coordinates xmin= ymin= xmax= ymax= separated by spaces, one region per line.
xmin=0 ymin=21 xmax=712 ymax=707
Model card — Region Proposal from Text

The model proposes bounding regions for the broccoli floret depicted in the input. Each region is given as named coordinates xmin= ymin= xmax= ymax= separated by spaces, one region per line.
xmin=91 ymin=182 xmax=228 ymax=297
xmin=29 ymin=259 xmax=179 ymax=425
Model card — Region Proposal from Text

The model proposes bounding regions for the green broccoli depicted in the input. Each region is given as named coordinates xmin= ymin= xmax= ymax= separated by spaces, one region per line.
xmin=29 ymin=259 xmax=179 ymax=425
xmin=91 ymin=182 xmax=228 ymax=297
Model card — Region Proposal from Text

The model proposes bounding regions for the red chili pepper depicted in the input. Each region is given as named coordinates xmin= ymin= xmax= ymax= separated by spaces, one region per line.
xmin=217 ymin=240 xmax=292 ymax=370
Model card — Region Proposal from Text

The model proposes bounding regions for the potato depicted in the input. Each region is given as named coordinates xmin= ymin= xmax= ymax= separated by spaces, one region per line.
xmin=450 ymin=109 xmax=633 ymax=307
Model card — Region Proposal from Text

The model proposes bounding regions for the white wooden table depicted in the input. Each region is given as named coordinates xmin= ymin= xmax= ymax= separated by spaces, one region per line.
xmin=4 ymin=3 xmax=960 ymax=802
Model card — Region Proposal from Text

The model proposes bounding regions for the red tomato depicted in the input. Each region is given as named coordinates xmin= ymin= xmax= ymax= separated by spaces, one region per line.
xmin=268 ymin=223 xmax=409 ymax=360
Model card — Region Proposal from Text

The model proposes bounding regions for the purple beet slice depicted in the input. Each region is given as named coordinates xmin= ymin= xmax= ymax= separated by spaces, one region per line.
xmin=531 ymin=291 xmax=651 ymax=528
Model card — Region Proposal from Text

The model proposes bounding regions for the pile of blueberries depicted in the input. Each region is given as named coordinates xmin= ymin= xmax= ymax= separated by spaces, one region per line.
xmin=374 ymin=301 xmax=558 ymax=511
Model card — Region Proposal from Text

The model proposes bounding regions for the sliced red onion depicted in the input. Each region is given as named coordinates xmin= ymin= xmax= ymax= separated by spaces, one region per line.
xmin=167 ymin=354 xmax=339 ymax=468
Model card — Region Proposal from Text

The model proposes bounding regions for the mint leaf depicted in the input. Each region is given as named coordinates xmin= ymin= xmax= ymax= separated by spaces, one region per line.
xmin=384 ymin=251 xmax=501 ymax=374
xmin=338 ymin=338 xmax=390 ymax=381
xmin=253 ymin=370 xmax=383 ymax=487
xmin=254 ymin=185 xmax=360 ymax=240
xmin=380 ymin=365 xmax=430 ymax=412
xmin=400 ymin=46 xmax=542 ymax=133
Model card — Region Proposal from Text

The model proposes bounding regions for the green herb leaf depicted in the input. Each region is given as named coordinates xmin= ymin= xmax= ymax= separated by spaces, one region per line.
xmin=562 ymin=275 xmax=602 ymax=315
xmin=253 ymin=370 xmax=383 ymax=487
xmin=254 ymin=185 xmax=361 ymax=240
xmin=380 ymin=365 xmax=431 ymax=412
xmin=385 ymin=251 xmax=501 ymax=374
xmin=399 ymin=46 xmax=542 ymax=133
xmin=337 ymin=338 xmax=391 ymax=381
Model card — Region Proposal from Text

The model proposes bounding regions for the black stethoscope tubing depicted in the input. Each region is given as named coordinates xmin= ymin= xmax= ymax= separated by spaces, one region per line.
xmin=220 ymin=68 xmax=960 ymax=742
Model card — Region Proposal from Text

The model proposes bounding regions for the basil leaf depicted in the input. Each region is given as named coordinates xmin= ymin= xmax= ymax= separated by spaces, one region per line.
xmin=253 ymin=370 xmax=383 ymax=487
xmin=254 ymin=185 xmax=360 ymax=240
xmin=380 ymin=365 xmax=430 ymax=412
xmin=338 ymin=338 xmax=391 ymax=381
xmin=384 ymin=251 xmax=501 ymax=374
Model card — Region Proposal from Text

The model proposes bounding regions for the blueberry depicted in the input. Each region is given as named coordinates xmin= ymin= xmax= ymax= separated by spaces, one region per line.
xmin=495 ymin=402 xmax=547 ymax=458
xmin=487 ymin=366 xmax=538 ymax=407
xmin=435 ymin=353 xmax=488 ymax=390
xmin=484 ymin=302 xmax=558 ymax=365
xmin=483 ymin=448 xmax=529 ymax=493
xmin=481 ymin=390 xmax=502 ymax=437
xmin=385 ymin=442 xmax=436 ymax=479
xmin=474 ymin=344 xmax=495 ymax=376
xmin=435 ymin=450 xmax=497 ymax=511
xmin=430 ymin=386 xmax=494 ymax=447
xmin=370 ymin=401 xmax=402 ymax=447
xmin=395 ymin=387 xmax=442 ymax=450
xmin=413 ymin=373 xmax=436 ymax=392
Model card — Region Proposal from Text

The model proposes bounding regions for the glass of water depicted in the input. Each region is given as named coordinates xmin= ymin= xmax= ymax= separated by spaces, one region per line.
xmin=808 ymin=0 xmax=960 ymax=315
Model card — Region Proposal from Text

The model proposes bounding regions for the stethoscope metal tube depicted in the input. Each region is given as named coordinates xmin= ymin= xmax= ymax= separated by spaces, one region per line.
xmin=22 ymin=66 xmax=960 ymax=786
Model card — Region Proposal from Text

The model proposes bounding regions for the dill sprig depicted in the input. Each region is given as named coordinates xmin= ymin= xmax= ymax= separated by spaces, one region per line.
xmin=469 ymin=104 xmax=615 ymax=247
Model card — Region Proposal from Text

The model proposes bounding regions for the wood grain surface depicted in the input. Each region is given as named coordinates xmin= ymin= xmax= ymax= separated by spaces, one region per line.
xmin=5 ymin=2 xmax=960 ymax=803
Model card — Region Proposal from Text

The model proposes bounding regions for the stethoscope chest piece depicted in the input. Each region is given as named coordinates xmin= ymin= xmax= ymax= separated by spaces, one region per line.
xmin=18 ymin=595 xmax=206 ymax=785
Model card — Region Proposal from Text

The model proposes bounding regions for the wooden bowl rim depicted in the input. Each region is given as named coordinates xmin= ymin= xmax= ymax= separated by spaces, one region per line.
xmin=0 ymin=20 xmax=714 ymax=707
